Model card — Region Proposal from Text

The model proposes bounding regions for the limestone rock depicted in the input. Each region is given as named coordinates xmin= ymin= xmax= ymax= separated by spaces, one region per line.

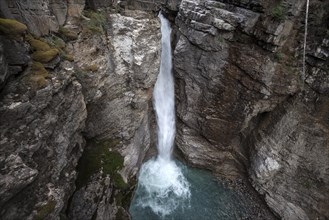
xmin=174 ymin=0 xmax=300 ymax=179
xmin=248 ymin=92 xmax=329 ymax=220
xmin=0 ymin=154 xmax=38 ymax=207
xmin=0 ymin=61 xmax=87 ymax=219
xmin=66 ymin=10 xmax=161 ymax=219
xmin=0 ymin=0 xmax=85 ymax=36
xmin=173 ymin=0 xmax=329 ymax=219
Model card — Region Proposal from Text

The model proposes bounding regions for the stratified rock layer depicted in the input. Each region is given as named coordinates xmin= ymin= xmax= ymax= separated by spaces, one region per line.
xmin=173 ymin=0 xmax=329 ymax=219
xmin=0 ymin=3 xmax=161 ymax=220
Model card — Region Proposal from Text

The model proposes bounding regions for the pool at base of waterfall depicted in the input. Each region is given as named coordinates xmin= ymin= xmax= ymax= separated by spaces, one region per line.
xmin=129 ymin=160 xmax=263 ymax=220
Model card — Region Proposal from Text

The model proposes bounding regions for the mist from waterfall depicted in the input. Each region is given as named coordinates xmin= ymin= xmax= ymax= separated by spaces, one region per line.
xmin=130 ymin=13 xmax=190 ymax=216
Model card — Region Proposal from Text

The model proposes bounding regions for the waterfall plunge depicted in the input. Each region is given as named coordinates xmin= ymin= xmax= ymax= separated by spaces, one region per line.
xmin=132 ymin=13 xmax=190 ymax=216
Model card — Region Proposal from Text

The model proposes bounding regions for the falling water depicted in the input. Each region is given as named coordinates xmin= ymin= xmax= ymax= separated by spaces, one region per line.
xmin=129 ymin=13 xmax=190 ymax=217
xmin=154 ymin=13 xmax=176 ymax=161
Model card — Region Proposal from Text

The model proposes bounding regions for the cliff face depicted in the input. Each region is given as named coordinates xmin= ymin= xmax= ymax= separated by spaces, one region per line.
xmin=172 ymin=0 xmax=329 ymax=219
xmin=0 ymin=0 xmax=328 ymax=220
xmin=0 ymin=1 xmax=160 ymax=220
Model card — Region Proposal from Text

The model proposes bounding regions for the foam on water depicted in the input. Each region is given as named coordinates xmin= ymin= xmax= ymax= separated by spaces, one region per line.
xmin=136 ymin=159 xmax=190 ymax=216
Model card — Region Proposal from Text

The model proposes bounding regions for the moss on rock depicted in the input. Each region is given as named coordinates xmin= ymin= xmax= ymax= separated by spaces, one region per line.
xmin=23 ymin=62 xmax=49 ymax=89
xmin=82 ymin=10 xmax=106 ymax=34
xmin=32 ymin=49 xmax=59 ymax=63
xmin=84 ymin=64 xmax=98 ymax=72
xmin=0 ymin=18 xmax=27 ymax=36
xmin=76 ymin=139 xmax=126 ymax=189
xmin=63 ymin=54 xmax=74 ymax=62
xmin=49 ymin=36 xmax=66 ymax=50
xmin=28 ymin=38 xmax=51 ymax=51
xmin=34 ymin=200 xmax=57 ymax=220
xmin=59 ymin=27 xmax=78 ymax=41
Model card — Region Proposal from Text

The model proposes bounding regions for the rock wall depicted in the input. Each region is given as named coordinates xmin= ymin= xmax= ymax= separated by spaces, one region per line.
xmin=172 ymin=0 xmax=329 ymax=219
xmin=66 ymin=10 xmax=161 ymax=219
xmin=0 ymin=1 xmax=161 ymax=220
xmin=174 ymin=0 xmax=301 ymax=178
xmin=0 ymin=0 xmax=85 ymax=36
xmin=0 ymin=60 xmax=87 ymax=219
xmin=1 ymin=0 xmax=329 ymax=219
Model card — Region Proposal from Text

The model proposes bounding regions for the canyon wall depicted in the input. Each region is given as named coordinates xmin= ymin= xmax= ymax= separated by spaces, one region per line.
xmin=172 ymin=0 xmax=329 ymax=219
xmin=0 ymin=0 xmax=328 ymax=219
xmin=0 ymin=1 xmax=161 ymax=219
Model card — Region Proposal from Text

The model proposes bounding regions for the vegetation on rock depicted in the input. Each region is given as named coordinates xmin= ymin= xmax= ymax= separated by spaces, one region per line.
xmin=27 ymin=37 xmax=51 ymax=51
xmin=271 ymin=2 xmax=285 ymax=21
xmin=59 ymin=27 xmax=78 ymax=41
xmin=76 ymin=139 xmax=127 ymax=189
xmin=24 ymin=61 xmax=49 ymax=88
xmin=33 ymin=200 xmax=57 ymax=220
xmin=32 ymin=49 xmax=59 ymax=63
xmin=82 ymin=10 xmax=106 ymax=34
xmin=84 ymin=64 xmax=99 ymax=72
xmin=0 ymin=18 xmax=27 ymax=36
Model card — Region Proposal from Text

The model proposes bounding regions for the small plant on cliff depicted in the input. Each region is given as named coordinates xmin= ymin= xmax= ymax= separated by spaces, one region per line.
xmin=274 ymin=52 xmax=283 ymax=62
xmin=84 ymin=64 xmax=99 ymax=72
xmin=271 ymin=2 xmax=286 ymax=21
xmin=23 ymin=62 xmax=49 ymax=89
xmin=34 ymin=200 xmax=57 ymax=220
xmin=0 ymin=18 xmax=27 ymax=37
xmin=32 ymin=48 xmax=59 ymax=63
xmin=59 ymin=26 xmax=78 ymax=41
xmin=82 ymin=10 xmax=106 ymax=34
xmin=75 ymin=139 xmax=127 ymax=189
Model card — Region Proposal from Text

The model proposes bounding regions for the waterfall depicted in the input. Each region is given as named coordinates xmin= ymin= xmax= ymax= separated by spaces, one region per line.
xmin=154 ymin=13 xmax=176 ymax=161
xmin=131 ymin=13 xmax=190 ymax=216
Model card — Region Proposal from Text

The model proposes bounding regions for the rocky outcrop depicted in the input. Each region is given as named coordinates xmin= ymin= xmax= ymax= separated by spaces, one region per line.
xmin=173 ymin=0 xmax=329 ymax=219
xmin=0 ymin=2 xmax=161 ymax=219
xmin=0 ymin=60 xmax=87 ymax=219
xmin=174 ymin=0 xmax=301 ymax=178
xmin=0 ymin=0 xmax=85 ymax=36
xmin=0 ymin=33 xmax=30 ymax=89
xmin=248 ymin=92 xmax=329 ymax=220
xmin=1 ymin=0 xmax=328 ymax=219
xmin=67 ymin=10 xmax=161 ymax=219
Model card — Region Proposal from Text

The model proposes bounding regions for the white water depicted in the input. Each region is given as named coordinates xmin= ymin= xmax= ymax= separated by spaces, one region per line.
xmin=154 ymin=13 xmax=176 ymax=161
xmin=133 ymin=13 xmax=190 ymax=216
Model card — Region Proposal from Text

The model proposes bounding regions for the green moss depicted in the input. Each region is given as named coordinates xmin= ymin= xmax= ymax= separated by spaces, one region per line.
xmin=0 ymin=18 xmax=27 ymax=36
xmin=82 ymin=10 xmax=106 ymax=34
xmin=59 ymin=27 xmax=78 ymax=41
xmin=218 ymin=36 xmax=225 ymax=44
xmin=303 ymin=180 xmax=312 ymax=189
xmin=274 ymin=52 xmax=283 ymax=62
xmin=76 ymin=139 xmax=125 ymax=189
xmin=63 ymin=54 xmax=74 ymax=62
xmin=31 ymin=62 xmax=48 ymax=77
xmin=32 ymin=49 xmax=59 ymax=63
xmin=49 ymin=36 xmax=66 ymax=50
xmin=84 ymin=64 xmax=98 ymax=72
xmin=271 ymin=2 xmax=285 ymax=21
xmin=22 ymin=62 xmax=49 ymax=89
xmin=34 ymin=200 xmax=57 ymax=220
xmin=29 ymin=38 xmax=51 ymax=51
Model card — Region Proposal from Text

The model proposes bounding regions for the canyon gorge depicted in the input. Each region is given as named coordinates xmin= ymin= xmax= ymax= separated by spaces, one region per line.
xmin=0 ymin=0 xmax=328 ymax=219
